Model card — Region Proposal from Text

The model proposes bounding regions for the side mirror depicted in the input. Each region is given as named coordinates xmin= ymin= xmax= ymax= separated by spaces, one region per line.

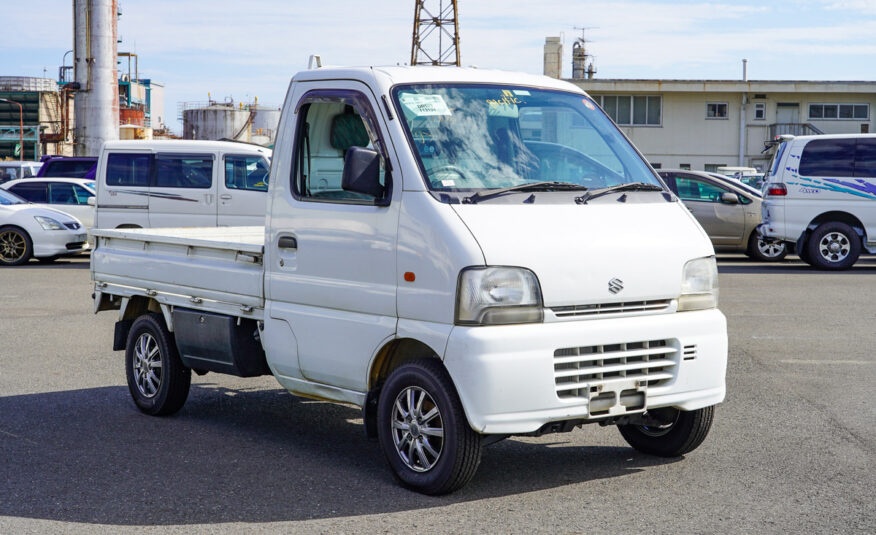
xmin=720 ymin=192 xmax=739 ymax=204
xmin=86 ymin=196 xmax=96 ymax=206
xmin=342 ymin=146 xmax=384 ymax=199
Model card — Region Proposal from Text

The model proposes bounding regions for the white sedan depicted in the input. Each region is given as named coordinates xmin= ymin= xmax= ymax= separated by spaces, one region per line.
xmin=1 ymin=177 xmax=95 ymax=230
xmin=0 ymin=189 xmax=88 ymax=266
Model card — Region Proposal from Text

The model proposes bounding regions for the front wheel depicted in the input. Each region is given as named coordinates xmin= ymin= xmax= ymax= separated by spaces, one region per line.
xmin=125 ymin=313 xmax=191 ymax=416
xmin=377 ymin=359 xmax=482 ymax=495
xmin=618 ymin=406 xmax=714 ymax=457
xmin=745 ymin=233 xmax=787 ymax=261
xmin=0 ymin=225 xmax=33 ymax=266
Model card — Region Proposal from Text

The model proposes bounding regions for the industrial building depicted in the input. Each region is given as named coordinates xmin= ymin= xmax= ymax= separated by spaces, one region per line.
xmin=0 ymin=77 xmax=73 ymax=159
xmin=545 ymin=37 xmax=876 ymax=172
xmin=181 ymin=99 xmax=281 ymax=146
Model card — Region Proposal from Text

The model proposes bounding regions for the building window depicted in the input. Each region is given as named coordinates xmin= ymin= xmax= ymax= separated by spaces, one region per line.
xmin=704 ymin=163 xmax=727 ymax=173
xmin=809 ymin=103 xmax=869 ymax=120
xmin=706 ymin=103 xmax=728 ymax=119
xmin=650 ymin=162 xmax=662 ymax=169
xmin=754 ymin=103 xmax=765 ymax=120
xmin=594 ymin=95 xmax=661 ymax=126
xmin=680 ymin=163 xmax=691 ymax=170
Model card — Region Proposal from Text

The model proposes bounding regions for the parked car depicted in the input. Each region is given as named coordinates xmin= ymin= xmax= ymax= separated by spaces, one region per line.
xmin=760 ymin=133 xmax=876 ymax=269
xmin=1 ymin=177 xmax=96 ymax=230
xmin=0 ymin=189 xmax=87 ymax=265
xmin=37 ymin=155 xmax=98 ymax=178
xmin=0 ymin=161 xmax=42 ymax=184
xmin=716 ymin=166 xmax=765 ymax=189
xmin=659 ymin=169 xmax=787 ymax=261
xmin=94 ymin=140 xmax=271 ymax=228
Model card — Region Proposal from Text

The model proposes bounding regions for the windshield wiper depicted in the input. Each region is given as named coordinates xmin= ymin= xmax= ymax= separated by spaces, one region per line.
xmin=462 ymin=181 xmax=589 ymax=204
xmin=574 ymin=182 xmax=664 ymax=204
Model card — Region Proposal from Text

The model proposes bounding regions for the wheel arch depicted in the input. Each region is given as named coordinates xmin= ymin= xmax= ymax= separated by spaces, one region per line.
xmin=802 ymin=211 xmax=867 ymax=241
xmin=363 ymin=338 xmax=445 ymax=439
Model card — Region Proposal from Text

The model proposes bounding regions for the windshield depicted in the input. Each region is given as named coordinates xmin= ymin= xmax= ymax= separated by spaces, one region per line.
xmin=393 ymin=84 xmax=659 ymax=197
xmin=0 ymin=189 xmax=26 ymax=205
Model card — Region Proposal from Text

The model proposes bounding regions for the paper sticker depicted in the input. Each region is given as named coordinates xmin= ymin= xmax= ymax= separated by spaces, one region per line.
xmin=513 ymin=90 xmax=531 ymax=96
xmin=399 ymin=93 xmax=452 ymax=116
xmin=441 ymin=179 xmax=456 ymax=187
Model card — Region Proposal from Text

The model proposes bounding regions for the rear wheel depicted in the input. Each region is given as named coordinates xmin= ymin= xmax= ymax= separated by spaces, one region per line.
xmin=745 ymin=232 xmax=787 ymax=261
xmin=806 ymin=222 xmax=861 ymax=270
xmin=618 ymin=406 xmax=714 ymax=457
xmin=125 ymin=313 xmax=191 ymax=416
xmin=377 ymin=359 xmax=482 ymax=495
xmin=0 ymin=225 xmax=32 ymax=266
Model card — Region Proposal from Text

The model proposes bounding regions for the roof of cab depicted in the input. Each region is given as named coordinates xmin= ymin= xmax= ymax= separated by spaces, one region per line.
xmin=292 ymin=65 xmax=586 ymax=95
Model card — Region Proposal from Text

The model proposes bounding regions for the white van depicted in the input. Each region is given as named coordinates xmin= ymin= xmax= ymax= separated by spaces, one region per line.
xmin=759 ymin=134 xmax=876 ymax=269
xmin=93 ymin=140 xmax=271 ymax=229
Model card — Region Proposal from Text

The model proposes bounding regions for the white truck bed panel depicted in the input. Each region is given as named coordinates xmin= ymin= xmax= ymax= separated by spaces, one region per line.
xmin=91 ymin=226 xmax=266 ymax=317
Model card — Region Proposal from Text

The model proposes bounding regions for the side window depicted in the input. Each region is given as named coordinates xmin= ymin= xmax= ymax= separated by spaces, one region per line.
xmin=293 ymin=95 xmax=386 ymax=203
xmin=854 ymin=139 xmax=876 ymax=177
xmin=675 ymin=177 xmax=727 ymax=202
xmin=48 ymin=183 xmax=78 ymax=204
xmin=799 ymin=138 xmax=855 ymax=177
xmin=225 ymin=155 xmax=269 ymax=191
xmin=106 ymin=153 xmax=153 ymax=186
xmin=154 ymin=154 xmax=213 ymax=188
xmin=10 ymin=182 xmax=48 ymax=203
xmin=72 ymin=184 xmax=94 ymax=204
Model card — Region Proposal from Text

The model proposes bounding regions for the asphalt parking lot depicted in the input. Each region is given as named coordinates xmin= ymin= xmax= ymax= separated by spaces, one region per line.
xmin=1 ymin=254 xmax=874 ymax=534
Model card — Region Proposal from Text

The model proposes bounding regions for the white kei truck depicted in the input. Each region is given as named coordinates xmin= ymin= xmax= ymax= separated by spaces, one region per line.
xmin=91 ymin=66 xmax=728 ymax=494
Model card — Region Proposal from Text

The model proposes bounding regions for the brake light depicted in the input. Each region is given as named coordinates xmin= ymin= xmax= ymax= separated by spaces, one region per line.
xmin=766 ymin=183 xmax=787 ymax=196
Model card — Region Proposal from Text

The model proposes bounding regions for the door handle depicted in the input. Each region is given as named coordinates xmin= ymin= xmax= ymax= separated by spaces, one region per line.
xmin=278 ymin=236 xmax=298 ymax=249
xmin=220 ymin=194 xmax=232 ymax=200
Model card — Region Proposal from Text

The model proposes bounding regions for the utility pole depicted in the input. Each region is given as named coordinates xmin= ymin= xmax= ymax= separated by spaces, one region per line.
xmin=411 ymin=0 xmax=460 ymax=66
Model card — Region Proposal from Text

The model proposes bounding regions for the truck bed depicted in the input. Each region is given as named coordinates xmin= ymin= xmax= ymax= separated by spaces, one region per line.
xmin=91 ymin=226 xmax=266 ymax=320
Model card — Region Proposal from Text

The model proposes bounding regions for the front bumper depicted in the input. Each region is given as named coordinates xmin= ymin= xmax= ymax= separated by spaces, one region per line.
xmin=32 ymin=230 xmax=88 ymax=258
xmin=443 ymin=308 xmax=727 ymax=434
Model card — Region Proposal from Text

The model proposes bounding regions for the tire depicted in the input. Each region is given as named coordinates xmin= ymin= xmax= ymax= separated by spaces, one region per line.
xmin=806 ymin=222 xmax=861 ymax=270
xmin=0 ymin=225 xmax=33 ymax=266
xmin=618 ymin=406 xmax=714 ymax=457
xmin=124 ymin=313 xmax=191 ymax=416
xmin=745 ymin=232 xmax=787 ymax=262
xmin=377 ymin=359 xmax=482 ymax=495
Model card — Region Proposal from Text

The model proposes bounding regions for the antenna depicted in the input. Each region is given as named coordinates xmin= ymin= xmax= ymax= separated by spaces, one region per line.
xmin=411 ymin=0 xmax=460 ymax=66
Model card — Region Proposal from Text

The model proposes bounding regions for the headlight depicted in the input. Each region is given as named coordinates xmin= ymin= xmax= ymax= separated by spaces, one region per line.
xmin=677 ymin=256 xmax=719 ymax=311
xmin=456 ymin=266 xmax=543 ymax=325
xmin=34 ymin=216 xmax=64 ymax=230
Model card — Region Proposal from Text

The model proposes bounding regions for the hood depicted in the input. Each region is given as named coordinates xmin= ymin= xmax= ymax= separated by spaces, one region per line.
xmin=451 ymin=200 xmax=713 ymax=306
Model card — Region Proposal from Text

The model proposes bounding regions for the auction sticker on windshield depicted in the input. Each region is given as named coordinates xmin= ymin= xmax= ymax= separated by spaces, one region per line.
xmin=399 ymin=93 xmax=452 ymax=116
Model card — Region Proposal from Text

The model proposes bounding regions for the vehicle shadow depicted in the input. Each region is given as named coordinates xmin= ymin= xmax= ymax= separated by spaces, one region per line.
xmin=5 ymin=256 xmax=90 ymax=269
xmin=716 ymin=255 xmax=876 ymax=274
xmin=0 ymin=384 xmax=675 ymax=525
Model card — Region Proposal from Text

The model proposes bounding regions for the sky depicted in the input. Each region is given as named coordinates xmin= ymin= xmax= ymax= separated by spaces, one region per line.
xmin=2 ymin=0 xmax=875 ymax=134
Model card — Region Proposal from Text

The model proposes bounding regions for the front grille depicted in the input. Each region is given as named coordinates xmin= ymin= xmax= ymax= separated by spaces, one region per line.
xmin=66 ymin=242 xmax=85 ymax=250
xmin=554 ymin=339 xmax=677 ymax=399
xmin=63 ymin=222 xmax=81 ymax=230
xmin=550 ymin=299 xmax=671 ymax=318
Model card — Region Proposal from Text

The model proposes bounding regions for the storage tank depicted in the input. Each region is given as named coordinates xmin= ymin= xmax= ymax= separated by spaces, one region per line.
xmin=251 ymin=105 xmax=281 ymax=142
xmin=182 ymin=104 xmax=251 ymax=141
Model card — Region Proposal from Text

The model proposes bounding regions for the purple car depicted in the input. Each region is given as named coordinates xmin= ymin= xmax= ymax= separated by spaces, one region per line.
xmin=37 ymin=156 xmax=98 ymax=179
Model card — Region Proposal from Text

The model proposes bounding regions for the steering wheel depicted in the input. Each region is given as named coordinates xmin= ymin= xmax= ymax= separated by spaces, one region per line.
xmin=430 ymin=165 xmax=469 ymax=187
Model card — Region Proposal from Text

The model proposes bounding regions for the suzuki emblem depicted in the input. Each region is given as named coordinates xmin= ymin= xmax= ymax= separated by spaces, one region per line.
xmin=608 ymin=278 xmax=624 ymax=294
